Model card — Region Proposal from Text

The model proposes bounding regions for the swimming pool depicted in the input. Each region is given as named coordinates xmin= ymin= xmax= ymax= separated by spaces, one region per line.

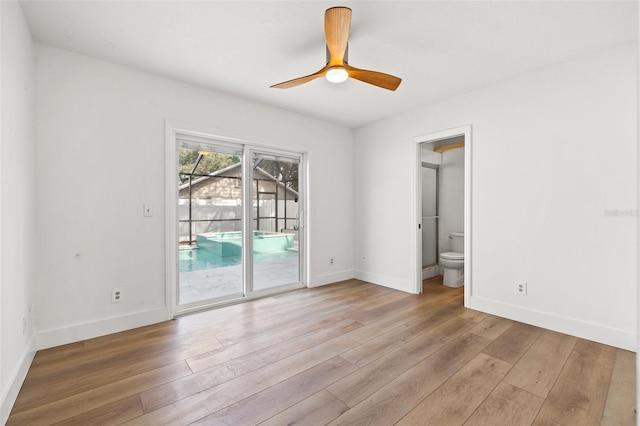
xmin=196 ymin=231 xmax=295 ymax=257
xmin=179 ymin=248 xmax=297 ymax=273
xmin=180 ymin=231 xmax=297 ymax=273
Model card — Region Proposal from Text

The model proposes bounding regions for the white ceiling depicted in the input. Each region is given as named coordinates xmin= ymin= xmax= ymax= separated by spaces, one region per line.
xmin=21 ymin=1 xmax=638 ymax=128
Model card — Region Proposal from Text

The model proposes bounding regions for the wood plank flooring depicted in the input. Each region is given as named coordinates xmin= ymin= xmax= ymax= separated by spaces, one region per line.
xmin=7 ymin=277 xmax=636 ymax=425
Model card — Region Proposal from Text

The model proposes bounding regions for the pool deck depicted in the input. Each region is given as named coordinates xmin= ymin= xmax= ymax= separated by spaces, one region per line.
xmin=179 ymin=256 xmax=299 ymax=305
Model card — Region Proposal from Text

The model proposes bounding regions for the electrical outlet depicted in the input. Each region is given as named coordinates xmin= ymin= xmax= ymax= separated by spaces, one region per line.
xmin=330 ymin=258 xmax=334 ymax=266
xmin=515 ymin=281 xmax=527 ymax=295
xmin=143 ymin=204 xmax=153 ymax=217
xmin=111 ymin=288 xmax=123 ymax=303
xmin=22 ymin=317 xmax=27 ymax=335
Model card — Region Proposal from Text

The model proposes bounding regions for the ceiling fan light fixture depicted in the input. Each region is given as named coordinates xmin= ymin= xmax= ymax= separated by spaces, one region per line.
xmin=270 ymin=7 xmax=401 ymax=90
xmin=326 ymin=66 xmax=349 ymax=83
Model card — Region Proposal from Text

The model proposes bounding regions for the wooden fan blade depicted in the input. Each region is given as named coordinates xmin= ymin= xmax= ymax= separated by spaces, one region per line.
xmin=325 ymin=7 xmax=351 ymax=65
xmin=344 ymin=64 xmax=402 ymax=91
xmin=270 ymin=65 xmax=329 ymax=89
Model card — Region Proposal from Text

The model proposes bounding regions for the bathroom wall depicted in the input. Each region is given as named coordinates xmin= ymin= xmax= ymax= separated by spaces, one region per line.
xmin=421 ymin=147 xmax=442 ymax=165
xmin=438 ymin=148 xmax=464 ymax=253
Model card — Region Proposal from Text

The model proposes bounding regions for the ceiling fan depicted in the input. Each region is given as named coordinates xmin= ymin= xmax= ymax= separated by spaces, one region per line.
xmin=271 ymin=6 xmax=402 ymax=91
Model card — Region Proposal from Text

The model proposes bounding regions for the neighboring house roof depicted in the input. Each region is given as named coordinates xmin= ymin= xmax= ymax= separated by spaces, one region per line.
xmin=179 ymin=162 xmax=299 ymax=196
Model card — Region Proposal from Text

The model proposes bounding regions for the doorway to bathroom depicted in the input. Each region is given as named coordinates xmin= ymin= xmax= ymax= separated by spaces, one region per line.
xmin=415 ymin=126 xmax=471 ymax=306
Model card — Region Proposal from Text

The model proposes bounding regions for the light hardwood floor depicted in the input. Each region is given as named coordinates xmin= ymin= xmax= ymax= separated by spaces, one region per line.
xmin=8 ymin=277 xmax=636 ymax=425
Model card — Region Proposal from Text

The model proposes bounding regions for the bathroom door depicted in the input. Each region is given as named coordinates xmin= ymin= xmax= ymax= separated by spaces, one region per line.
xmin=421 ymin=163 xmax=439 ymax=268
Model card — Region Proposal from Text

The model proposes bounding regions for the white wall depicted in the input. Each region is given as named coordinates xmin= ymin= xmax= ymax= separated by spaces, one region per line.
xmin=35 ymin=45 xmax=354 ymax=349
xmin=0 ymin=1 xmax=37 ymax=422
xmin=421 ymin=147 xmax=441 ymax=165
xmin=439 ymin=148 xmax=464 ymax=253
xmin=354 ymin=43 xmax=637 ymax=350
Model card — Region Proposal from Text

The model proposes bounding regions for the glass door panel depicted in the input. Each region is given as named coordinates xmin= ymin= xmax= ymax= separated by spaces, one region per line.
xmin=177 ymin=140 xmax=244 ymax=306
xmin=251 ymin=152 xmax=301 ymax=292
xmin=421 ymin=164 xmax=439 ymax=268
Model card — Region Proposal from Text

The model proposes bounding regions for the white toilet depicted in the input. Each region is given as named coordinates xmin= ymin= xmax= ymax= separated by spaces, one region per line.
xmin=440 ymin=232 xmax=464 ymax=288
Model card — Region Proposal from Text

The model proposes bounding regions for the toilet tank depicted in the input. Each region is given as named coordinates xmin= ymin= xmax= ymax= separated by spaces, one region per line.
xmin=450 ymin=232 xmax=464 ymax=253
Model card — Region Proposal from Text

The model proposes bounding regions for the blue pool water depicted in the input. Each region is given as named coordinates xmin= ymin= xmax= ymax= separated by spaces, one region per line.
xmin=179 ymin=247 xmax=297 ymax=273
xmin=196 ymin=231 xmax=294 ymax=257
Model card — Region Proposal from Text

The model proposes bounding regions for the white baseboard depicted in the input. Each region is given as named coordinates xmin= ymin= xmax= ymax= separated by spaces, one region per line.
xmin=1 ymin=334 xmax=36 ymax=425
xmin=354 ymin=269 xmax=416 ymax=294
xmin=422 ymin=266 xmax=441 ymax=280
xmin=468 ymin=296 xmax=636 ymax=351
xmin=309 ymin=269 xmax=354 ymax=288
xmin=35 ymin=307 xmax=169 ymax=351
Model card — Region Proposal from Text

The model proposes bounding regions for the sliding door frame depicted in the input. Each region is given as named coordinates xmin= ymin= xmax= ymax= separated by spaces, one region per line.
xmin=165 ymin=120 xmax=307 ymax=318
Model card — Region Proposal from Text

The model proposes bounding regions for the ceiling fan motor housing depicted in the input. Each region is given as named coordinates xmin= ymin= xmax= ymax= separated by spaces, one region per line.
xmin=327 ymin=45 xmax=348 ymax=64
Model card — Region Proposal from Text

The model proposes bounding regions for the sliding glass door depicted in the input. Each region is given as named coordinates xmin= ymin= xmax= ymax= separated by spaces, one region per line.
xmin=174 ymin=134 xmax=303 ymax=312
